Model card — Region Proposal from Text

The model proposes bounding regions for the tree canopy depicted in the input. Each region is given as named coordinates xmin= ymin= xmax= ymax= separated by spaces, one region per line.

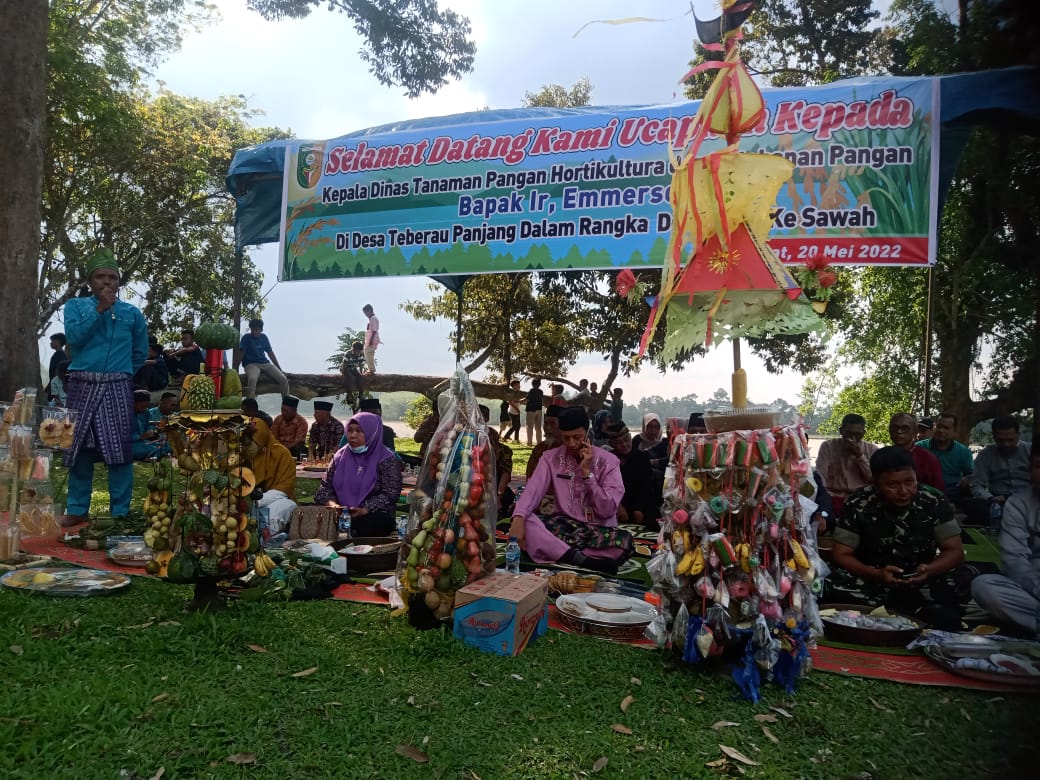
xmin=244 ymin=0 xmax=476 ymax=97
xmin=0 ymin=0 xmax=478 ymax=399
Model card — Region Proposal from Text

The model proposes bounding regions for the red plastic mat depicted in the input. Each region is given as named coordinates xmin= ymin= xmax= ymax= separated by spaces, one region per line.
xmin=19 ymin=534 xmax=146 ymax=577
xmin=811 ymin=644 xmax=1038 ymax=693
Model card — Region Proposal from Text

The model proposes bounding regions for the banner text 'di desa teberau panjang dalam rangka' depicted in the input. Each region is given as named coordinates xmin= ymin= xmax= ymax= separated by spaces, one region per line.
xmin=278 ymin=76 xmax=939 ymax=280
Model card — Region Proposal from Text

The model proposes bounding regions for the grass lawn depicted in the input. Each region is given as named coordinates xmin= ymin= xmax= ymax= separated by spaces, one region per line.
xmin=2 ymin=457 xmax=1035 ymax=778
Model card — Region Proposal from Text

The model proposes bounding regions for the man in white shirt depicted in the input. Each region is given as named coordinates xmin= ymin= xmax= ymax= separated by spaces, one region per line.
xmin=362 ymin=303 xmax=380 ymax=374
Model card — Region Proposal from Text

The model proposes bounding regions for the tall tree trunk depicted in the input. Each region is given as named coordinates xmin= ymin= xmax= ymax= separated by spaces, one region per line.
xmin=0 ymin=3 xmax=47 ymax=398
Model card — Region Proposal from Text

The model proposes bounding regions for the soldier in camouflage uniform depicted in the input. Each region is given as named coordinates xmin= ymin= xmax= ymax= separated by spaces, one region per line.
xmin=831 ymin=446 xmax=966 ymax=630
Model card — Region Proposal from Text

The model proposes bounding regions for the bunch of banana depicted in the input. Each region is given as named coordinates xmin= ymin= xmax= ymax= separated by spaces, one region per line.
xmin=254 ymin=551 xmax=276 ymax=577
xmin=670 ymin=528 xmax=687 ymax=557
xmin=789 ymin=538 xmax=810 ymax=569
xmin=734 ymin=542 xmax=752 ymax=573
xmin=676 ymin=544 xmax=705 ymax=576
xmin=141 ymin=488 xmax=172 ymax=514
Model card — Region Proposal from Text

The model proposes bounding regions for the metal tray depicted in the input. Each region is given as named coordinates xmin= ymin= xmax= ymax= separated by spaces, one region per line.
xmin=1 ymin=567 xmax=131 ymax=596
xmin=819 ymin=602 xmax=923 ymax=647
xmin=923 ymin=643 xmax=1040 ymax=688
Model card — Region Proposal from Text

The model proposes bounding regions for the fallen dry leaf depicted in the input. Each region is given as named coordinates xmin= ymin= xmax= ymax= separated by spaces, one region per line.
xmin=422 ymin=735 xmax=430 ymax=745
xmin=324 ymin=701 xmax=343 ymax=707
xmin=868 ymin=697 xmax=889 ymax=712
xmin=467 ymin=771 xmax=482 ymax=780
xmin=123 ymin=622 xmax=154 ymax=630
xmin=407 ymin=695 xmax=416 ymax=706
xmin=761 ymin=726 xmax=779 ymax=744
xmin=592 ymin=756 xmax=609 ymax=773
xmin=395 ymin=744 xmax=429 ymax=763
xmin=634 ymin=745 xmax=645 ymax=753
xmin=157 ymin=621 xmax=180 ymax=627
xmin=291 ymin=666 xmax=318 ymax=678
xmin=630 ymin=677 xmax=641 ymax=686
xmin=226 ymin=752 xmax=256 ymax=765
xmin=151 ymin=693 xmax=169 ymax=704
xmin=511 ymin=674 xmax=524 ymax=681
xmin=705 ymin=758 xmax=728 ymax=768
xmin=711 ymin=721 xmax=740 ymax=731
xmin=9 ymin=646 xmax=23 ymax=656
xmin=960 ymin=708 xmax=972 ymax=722
xmin=984 ymin=696 xmax=1004 ymax=704
xmin=620 ymin=695 xmax=634 ymax=713
xmin=148 ymin=768 xmax=165 ymax=780
xmin=770 ymin=707 xmax=792 ymax=719
xmin=246 ymin=643 xmax=267 ymax=653
xmin=753 ymin=713 xmax=777 ymax=723
xmin=720 ymin=745 xmax=759 ymax=766
xmin=611 ymin=723 xmax=633 ymax=735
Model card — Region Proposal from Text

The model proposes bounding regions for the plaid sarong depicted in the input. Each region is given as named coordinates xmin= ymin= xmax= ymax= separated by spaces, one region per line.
xmin=64 ymin=371 xmax=134 ymax=467
xmin=542 ymin=515 xmax=634 ymax=559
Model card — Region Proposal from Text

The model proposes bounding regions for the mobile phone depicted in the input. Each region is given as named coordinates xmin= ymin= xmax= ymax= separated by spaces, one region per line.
xmin=896 ymin=569 xmax=916 ymax=579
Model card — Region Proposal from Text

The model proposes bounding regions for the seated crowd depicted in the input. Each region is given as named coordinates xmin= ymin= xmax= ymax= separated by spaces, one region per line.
xmin=132 ymin=369 xmax=1036 ymax=637
xmin=817 ymin=410 xmax=1036 ymax=635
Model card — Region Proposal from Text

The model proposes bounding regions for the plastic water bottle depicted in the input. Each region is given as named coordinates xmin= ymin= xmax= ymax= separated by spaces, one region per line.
xmin=397 ymin=514 xmax=409 ymax=539
xmin=505 ymin=536 xmax=521 ymax=574
xmin=988 ymin=501 xmax=1002 ymax=534
xmin=339 ymin=508 xmax=352 ymax=538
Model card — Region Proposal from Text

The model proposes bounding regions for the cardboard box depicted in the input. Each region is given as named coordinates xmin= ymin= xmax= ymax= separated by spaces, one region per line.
xmin=453 ymin=571 xmax=549 ymax=656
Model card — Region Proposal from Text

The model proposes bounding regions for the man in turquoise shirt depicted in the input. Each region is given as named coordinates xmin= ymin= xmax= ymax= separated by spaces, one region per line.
xmin=62 ymin=249 xmax=149 ymax=524
xmin=917 ymin=412 xmax=973 ymax=501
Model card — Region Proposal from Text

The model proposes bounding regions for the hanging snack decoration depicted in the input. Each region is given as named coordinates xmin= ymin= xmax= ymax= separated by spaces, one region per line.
xmin=396 ymin=371 xmax=498 ymax=622
xmin=639 ymin=0 xmax=826 ymax=360
xmin=647 ymin=423 xmax=827 ymax=700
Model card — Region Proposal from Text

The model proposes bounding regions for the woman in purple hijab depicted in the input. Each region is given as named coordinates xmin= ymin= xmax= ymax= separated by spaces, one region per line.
xmin=314 ymin=412 xmax=402 ymax=536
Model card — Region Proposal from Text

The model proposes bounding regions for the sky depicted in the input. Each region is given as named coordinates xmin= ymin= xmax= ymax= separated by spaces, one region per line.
xmin=109 ymin=0 xmax=885 ymax=406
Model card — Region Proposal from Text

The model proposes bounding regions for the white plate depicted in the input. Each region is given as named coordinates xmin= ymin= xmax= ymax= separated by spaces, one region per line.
xmin=557 ymin=593 xmax=658 ymax=625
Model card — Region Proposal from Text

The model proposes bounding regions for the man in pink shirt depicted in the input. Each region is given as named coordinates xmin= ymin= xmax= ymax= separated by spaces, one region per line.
xmin=889 ymin=412 xmax=944 ymax=494
xmin=509 ymin=407 xmax=633 ymax=574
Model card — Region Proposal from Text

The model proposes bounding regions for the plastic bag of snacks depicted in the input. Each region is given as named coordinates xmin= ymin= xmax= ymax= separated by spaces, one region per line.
xmin=397 ymin=371 xmax=498 ymax=622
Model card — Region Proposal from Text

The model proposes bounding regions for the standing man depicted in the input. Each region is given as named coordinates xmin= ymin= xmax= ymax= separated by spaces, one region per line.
xmin=236 ymin=318 xmax=289 ymax=399
xmin=308 ymin=401 xmax=344 ymax=462
xmin=888 ymin=412 xmax=944 ymax=494
xmin=815 ymin=413 xmax=878 ymax=514
xmin=46 ymin=333 xmax=69 ymax=401
xmin=916 ymin=412 xmax=973 ymax=502
xmin=971 ymin=443 xmax=1040 ymax=635
xmin=61 ymin=249 xmax=149 ymax=525
xmin=504 ymin=379 xmax=522 ymax=441
xmin=968 ymin=415 xmax=1032 ymax=528
xmin=272 ymin=395 xmax=308 ymax=459
xmin=362 ymin=303 xmax=380 ymax=374
xmin=524 ymin=378 xmax=544 ymax=446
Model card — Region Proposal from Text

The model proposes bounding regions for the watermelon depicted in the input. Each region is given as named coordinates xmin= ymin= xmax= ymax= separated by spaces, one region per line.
xmin=194 ymin=321 xmax=238 ymax=350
